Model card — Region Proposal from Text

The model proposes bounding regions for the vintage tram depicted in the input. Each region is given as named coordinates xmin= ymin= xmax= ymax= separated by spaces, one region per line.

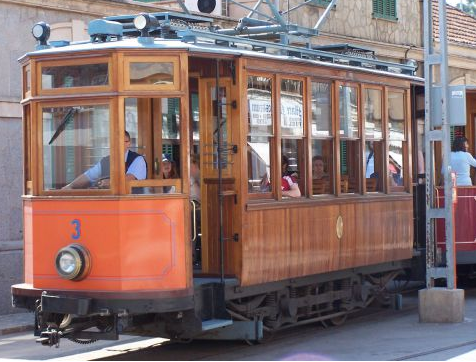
xmin=12 ymin=11 xmax=424 ymax=346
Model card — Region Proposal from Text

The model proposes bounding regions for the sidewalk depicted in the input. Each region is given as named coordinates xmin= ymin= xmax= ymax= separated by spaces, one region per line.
xmin=0 ymin=312 xmax=34 ymax=336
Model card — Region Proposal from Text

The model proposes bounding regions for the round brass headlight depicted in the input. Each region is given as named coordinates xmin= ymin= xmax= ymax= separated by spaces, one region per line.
xmin=55 ymin=244 xmax=91 ymax=281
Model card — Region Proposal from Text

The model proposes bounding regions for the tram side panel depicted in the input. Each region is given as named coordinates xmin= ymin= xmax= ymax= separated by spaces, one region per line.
xmin=240 ymin=199 xmax=413 ymax=286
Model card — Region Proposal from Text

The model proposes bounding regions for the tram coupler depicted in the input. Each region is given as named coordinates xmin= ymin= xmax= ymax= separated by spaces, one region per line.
xmin=36 ymin=327 xmax=61 ymax=347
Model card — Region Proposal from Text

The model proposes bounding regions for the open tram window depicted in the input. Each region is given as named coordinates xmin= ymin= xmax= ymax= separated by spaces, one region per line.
xmin=125 ymin=97 xmax=181 ymax=194
xmin=311 ymin=81 xmax=334 ymax=195
xmin=339 ymin=85 xmax=360 ymax=193
xmin=247 ymin=75 xmax=273 ymax=196
xmin=280 ymin=78 xmax=304 ymax=198
xmin=42 ymin=104 xmax=110 ymax=191
xmin=364 ymin=88 xmax=383 ymax=192
xmin=388 ymin=91 xmax=407 ymax=192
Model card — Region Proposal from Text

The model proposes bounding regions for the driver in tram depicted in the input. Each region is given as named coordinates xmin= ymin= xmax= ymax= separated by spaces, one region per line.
xmin=63 ymin=131 xmax=147 ymax=189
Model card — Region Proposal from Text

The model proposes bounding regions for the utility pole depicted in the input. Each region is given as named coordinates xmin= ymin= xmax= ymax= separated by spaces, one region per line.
xmin=418 ymin=0 xmax=464 ymax=323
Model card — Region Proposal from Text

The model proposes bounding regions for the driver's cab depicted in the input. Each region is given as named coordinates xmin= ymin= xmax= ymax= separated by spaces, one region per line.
xmin=24 ymin=48 xmax=241 ymax=282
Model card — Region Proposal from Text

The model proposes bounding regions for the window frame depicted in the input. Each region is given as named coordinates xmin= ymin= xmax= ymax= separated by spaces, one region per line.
xmin=386 ymin=87 xmax=410 ymax=193
xmin=37 ymin=56 xmax=113 ymax=95
xmin=123 ymin=55 xmax=180 ymax=92
xmin=123 ymin=96 xmax=184 ymax=195
xmin=362 ymin=84 xmax=385 ymax=194
xmin=277 ymin=75 xmax=306 ymax=200
xmin=337 ymin=81 xmax=361 ymax=195
xmin=37 ymin=98 xmax=116 ymax=196
xmin=309 ymin=79 xmax=335 ymax=197
xmin=247 ymin=72 xmax=276 ymax=200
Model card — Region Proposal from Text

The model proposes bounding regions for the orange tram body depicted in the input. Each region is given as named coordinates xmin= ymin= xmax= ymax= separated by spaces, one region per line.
xmin=13 ymin=12 xmax=428 ymax=345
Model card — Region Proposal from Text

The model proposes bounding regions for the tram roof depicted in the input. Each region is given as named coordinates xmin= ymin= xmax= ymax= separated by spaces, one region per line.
xmin=22 ymin=11 xmax=423 ymax=82
xmin=22 ymin=37 xmax=423 ymax=82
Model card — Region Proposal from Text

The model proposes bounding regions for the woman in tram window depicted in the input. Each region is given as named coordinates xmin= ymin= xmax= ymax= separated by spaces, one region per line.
xmin=281 ymin=155 xmax=301 ymax=198
xmin=162 ymin=155 xmax=179 ymax=193
xmin=450 ymin=136 xmax=476 ymax=186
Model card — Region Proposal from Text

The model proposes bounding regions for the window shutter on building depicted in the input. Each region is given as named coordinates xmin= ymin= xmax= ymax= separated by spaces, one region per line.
xmin=372 ymin=0 xmax=397 ymax=20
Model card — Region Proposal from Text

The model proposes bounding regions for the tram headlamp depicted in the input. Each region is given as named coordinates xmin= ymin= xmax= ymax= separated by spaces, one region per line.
xmin=55 ymin=244 xmax=91 ymax=281
xmin=32 ymin=22 xmax=51 ymax=46
xmin=133 ymin=13 xmax=158 ymax=37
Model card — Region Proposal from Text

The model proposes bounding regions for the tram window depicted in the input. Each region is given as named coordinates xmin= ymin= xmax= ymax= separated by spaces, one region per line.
xmin=311 ymin=81 xmax=333 ymax=196
xmin=339 ymin=85 xmax=358 ymax=139
xmin=339 ymin=85 xmax=360 ymax=194
xmin=365 ymin=141 xmax=383 ymax=192
xmin=281 ymin=79 xmax=304 ymax=137
xmin=311 ymin=82 xmax=331 ymax=137
xmin=42 ymin=104 xmax=110 ymax=191
xmin=129 ymin=62 xmax=173 ymax=86
xmin=125 ymin=97 xmax=181 ymax=195
xmin=247 ymin=75 xmax=273 ymax=195
xmin=282 ymin=139 xmax=304 ymax=198
xmin=24 ymin=105 xmax=32 ymax=195
xmin=23 ymin=64 xmax=31 ymax=97
xmin=41 ymin=63 xmax=109 ymax=89
xmin=364 ymin=88 xmax=383 ymax=192
xmin=312 ymin=140 xmax=334 ymax=195
xmin=280 ymin=79 xmax=304 ymax=198
xmin=340 ymin=140 xmax=360 ymax=193
xmin=388 ymin=91 xmax=407 ymax=192
xmin=364 ymin=89 xmax=382 ymax=139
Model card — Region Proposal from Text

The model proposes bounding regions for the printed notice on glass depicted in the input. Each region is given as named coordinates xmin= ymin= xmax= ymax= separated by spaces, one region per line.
xmin=281 ymin=100 xmax=303 ymax=129
xmin=249 ymin=99 xmax=272 ymax=126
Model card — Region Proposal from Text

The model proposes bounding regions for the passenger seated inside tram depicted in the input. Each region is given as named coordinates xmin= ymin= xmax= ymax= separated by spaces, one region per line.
xmin=312 ymin=155 xmax=329 ymax=194
xmin=281 ymin=155 xmax=301 ymax=198
xmin=449 ymin=136 xmax=476 ymax=186
xmin=63 ymin=131 xmax=147 ymax=189
xmin=312 ymin=155 xmax=328 ymax=181
xmin=162 ymin=154 xmax=179 ymax=193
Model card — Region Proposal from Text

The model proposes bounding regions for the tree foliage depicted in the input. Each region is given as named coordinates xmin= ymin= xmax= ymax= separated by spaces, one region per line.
xmin=457 ymin=0 xmax=476 ymax=17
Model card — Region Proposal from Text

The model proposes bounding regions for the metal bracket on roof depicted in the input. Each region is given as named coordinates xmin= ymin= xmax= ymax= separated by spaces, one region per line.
xmin=88 ymin=19 xmax=123 ymax=42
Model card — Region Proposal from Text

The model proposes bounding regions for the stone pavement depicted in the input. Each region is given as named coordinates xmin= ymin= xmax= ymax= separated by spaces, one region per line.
xmin=0 ymin=312 xmax=34 ymax=336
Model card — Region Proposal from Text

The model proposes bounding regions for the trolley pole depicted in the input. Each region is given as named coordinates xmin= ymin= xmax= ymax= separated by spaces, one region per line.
xmin=418 ymin=0 xmax=464 ymax=323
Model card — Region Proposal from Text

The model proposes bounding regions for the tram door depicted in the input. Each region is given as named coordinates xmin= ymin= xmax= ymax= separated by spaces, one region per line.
xmin=198 ymin=78 xmax=237 ymax=274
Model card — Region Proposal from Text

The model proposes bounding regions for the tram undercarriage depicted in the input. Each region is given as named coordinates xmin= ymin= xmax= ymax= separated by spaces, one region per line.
xmin=16 ymin=260 xmax=409 ymax=347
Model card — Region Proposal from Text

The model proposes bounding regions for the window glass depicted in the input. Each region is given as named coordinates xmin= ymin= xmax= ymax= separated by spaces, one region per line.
xmin=129 ymin=62 xmax=173 ymax=85
xmin=388 ymin=91 xmax=406 ymax=191
xmin=312 ymin=139 xmax=334 ymax=195
xmin=24 ymin=106 xmax=32 ymax=194
xmin=281 ymin=79 xmax=304 ymax=137
xmin=248 ymin=76 xmax=273 ymax=136
xmin=365 ymin=140 xmax=383 ymax=192
xmin=388 ymin=92 xmax=405 ymax=141
xmin=42 ymin=63 xmax=108 ymax=89
xmin=247 ymin=136 xmax=271 ymax=193
xmin=311 ymin=81 xmax=332 ymax=137
xmin=248 ymin=76 xmax=273 ymax=195
xmin=24 ymin=65 xmax=31 ymax=93
xmin=340 ymin=140 xmax=360 ymax=193
xmin=389 ymin=140 xmax=404 ymax=189
xmin=364 ymin=89 xmax=382 ymax=139
xmin=339 ymin=85 xmax=358 ymax=138
xmin=281 ymin=139 xmax=304 ymax=198
xmin=43 ymin=105 xmax=110 ymax=190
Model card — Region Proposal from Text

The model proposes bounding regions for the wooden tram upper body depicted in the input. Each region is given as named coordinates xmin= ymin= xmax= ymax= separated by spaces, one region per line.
xmin=13 ymin=12 xmax=422 ymax=344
